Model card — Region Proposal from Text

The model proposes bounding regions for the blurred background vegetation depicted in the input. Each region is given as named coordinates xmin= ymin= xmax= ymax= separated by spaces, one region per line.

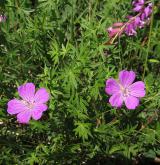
xmin=0 ymin=0 xmax=160 ymax=164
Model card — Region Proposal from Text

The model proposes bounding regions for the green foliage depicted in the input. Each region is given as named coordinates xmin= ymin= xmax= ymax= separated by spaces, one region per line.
xmin=74 ymin=122 xmax=92 ymax=141
xmin=0 ymin=0 xmax=160 ymax=164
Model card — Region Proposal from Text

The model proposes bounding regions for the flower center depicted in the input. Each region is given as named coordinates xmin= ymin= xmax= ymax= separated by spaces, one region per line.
xmin=22 ymin=100 xmax=35 ymax=110
xmin=121 ymin=86 xmax=130 ymax=97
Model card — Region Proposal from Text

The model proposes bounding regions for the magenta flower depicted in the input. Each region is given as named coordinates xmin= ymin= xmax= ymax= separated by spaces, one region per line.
xmin=7 ymin=83 xmax=50 ymax=124
xmin=105 ymin=70 xmax=145 ymax=110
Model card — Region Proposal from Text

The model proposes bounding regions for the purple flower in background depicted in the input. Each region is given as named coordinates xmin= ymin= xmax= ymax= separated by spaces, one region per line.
xmin=132 ymin=0 xmax=145 ymax=12
xmin=125 ymin=21 xmax=137 ymax=36
xmin=107 ymin=0 xmax=152 ymax=40
xmin=0 ymin=15 xmax=6 ymax=22
xmin=141 ymin=3 xmax=152 ymax=20
xmin=134 ymin=16 xmax=145 ymax=28
xmin=124 ymin=16 xmax=144 ymax=35
xmin=124 ymin=0 xmax=152 ymax=36
xmin=7 ymin=83 xmax=50 ymax=124
xmin=105 ymin=70 xmax=145 ymax=110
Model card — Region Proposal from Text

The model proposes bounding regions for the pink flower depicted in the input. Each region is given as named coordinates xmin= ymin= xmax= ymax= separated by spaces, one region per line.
xmin=7 ymin=83 xmax=50 ymax=124
xmin=107 ymin=22 xmax=124 ymax=38
xmin=105 ymin=70 xmax=145 ymax=110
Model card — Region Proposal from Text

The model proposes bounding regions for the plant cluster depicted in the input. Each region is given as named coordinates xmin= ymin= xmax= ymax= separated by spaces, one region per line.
xmin=0 ymin=0 xmax=160 ymax=164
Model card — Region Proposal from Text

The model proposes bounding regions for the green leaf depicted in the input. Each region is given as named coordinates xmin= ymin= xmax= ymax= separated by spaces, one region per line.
xmin=143 ymin=150 xmax=156 ymax=159
xmin=148 ymin=59 xmax=159 ymax=63
xmin=74 ymin=122 xmax=92 ymax=141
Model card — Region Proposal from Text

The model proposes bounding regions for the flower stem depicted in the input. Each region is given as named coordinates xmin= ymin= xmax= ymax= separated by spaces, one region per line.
xmin=142 ymin=4 xmax=154 ymax=80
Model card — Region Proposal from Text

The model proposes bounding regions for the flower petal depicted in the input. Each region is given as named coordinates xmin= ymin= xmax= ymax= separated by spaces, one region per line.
xmin=144 ymin=5 xmax=152 ymax=18
xmin=34 ymin=88 xmax=49 ymax=104
xmin=113 ymin=22 xmax=124 ymax=27
xmin=18 ymin=83 xmax=35 ymax=102
xmin=34 ymin=104 xmax=48 ymax=112
xmin=105 ymin=78 xmax=120 ymax=95
xmin=129 ymin=81 xmax=145 ymax=97
xmin=119 ymin=70 xmax=136 ymax=87
xmin=124 ymin=96 xmax=139 ymax=110
xmin=109 ymin=93 xmax=123 ymax=108
xmin=139 ymin=0 xmax=144 ymax=5
xmin=108 ymin=27 xmax=122 ymax=38
xmin=17 ymin=110 xmax=32 ymax=124
xmin=31 ymin=104 xmax=47 ymax=120
xmin=133 ymin=5 xmax=143 ymax=12
xmin=7 ymin=99 xmax=28 ymax=115
xmin=32 ymin=111 xmax=43 ymax=120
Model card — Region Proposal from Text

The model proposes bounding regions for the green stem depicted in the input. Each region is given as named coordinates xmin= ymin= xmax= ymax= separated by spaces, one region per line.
xmin=88 ymin=0 xmax=92 ymax=21
xmin=118 ymin=36 xmax=122 ymax=70
xmin=71 ymin=0 xmax=74 ymax=42
xmin=142 ymin=4 xmax=154 ymax=80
